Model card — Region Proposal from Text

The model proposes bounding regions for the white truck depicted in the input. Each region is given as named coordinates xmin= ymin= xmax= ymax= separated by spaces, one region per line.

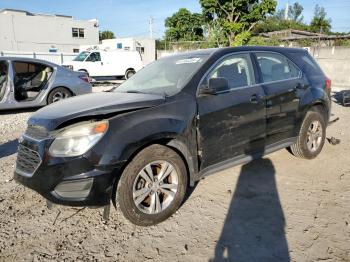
xmin=64 ymin=50 xmax=144 ymax=79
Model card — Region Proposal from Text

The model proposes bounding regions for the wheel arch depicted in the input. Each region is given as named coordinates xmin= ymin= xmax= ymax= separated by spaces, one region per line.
xmin=111 ymin=137 xmax=197 ymax=208
xmin=308 ymin=100 xmax=329 ymax=123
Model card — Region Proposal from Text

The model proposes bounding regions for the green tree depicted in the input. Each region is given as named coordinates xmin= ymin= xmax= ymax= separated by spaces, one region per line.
xmin=274 ymin=2 xmax=304 ymax=22
xmin=99 ymin=30 xmax=115 ymax=41
xmin=165 ymin=8 xmax=204 ymax=41
xmin=310 ymin=5 xmax=331 ymax=33
xmin=290 ymin=2 xmax=304 ymax=22
xmin=253 ymin=2 xmax=308 ymax=35
xmin=247 ymin=36 xmax=282 ymax=46
xmin=199 ymin=0 xmax=277 ymax=46
xmin=253 ymin=17 xmax=309 ymax=34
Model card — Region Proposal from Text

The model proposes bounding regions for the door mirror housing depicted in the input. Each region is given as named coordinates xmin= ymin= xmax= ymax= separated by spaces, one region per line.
xmin=209 ymin=77 xmax=229 ymax=93
xmin=198 ymin=77 xmax=230 ymax=96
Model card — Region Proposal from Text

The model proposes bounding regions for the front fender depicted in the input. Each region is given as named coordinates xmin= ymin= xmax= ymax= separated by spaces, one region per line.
xmin=94 ymin=97 xmax=198 ymax=184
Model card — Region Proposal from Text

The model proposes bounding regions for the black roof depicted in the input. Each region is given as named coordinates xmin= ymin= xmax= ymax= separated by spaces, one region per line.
xmin=174 ymin=46 xmax=306 ymax=58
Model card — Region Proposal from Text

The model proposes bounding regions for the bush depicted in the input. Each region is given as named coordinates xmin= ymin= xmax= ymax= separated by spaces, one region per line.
xmin=247 ymin=36 xmax=282 ymax=46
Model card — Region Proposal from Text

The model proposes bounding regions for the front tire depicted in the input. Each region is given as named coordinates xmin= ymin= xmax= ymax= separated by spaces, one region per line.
xmin=117 ymin=144 xmax=188 ymax=226
xmin=290 ymin=109 xmax=326 ymax=159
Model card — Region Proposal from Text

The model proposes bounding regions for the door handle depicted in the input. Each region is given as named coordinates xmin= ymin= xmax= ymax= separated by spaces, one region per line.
xmin=250 ymin=94 xmax=260 ymax=103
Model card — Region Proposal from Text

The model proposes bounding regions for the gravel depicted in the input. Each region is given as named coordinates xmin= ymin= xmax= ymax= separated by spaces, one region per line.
xmin=0 ymin=93 xmax=349 ymax=261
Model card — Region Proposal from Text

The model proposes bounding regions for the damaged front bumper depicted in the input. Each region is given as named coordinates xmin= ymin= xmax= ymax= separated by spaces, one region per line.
xmin=13 ymin=135 xmax=123 ymax=207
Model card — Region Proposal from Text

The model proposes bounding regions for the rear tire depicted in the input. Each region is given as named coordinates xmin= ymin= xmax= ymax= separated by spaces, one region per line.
xmin=117 ymin=144 xmax=188 ymax=226
xmin=47 ymin=87 xmax=72 ymax=104
xmin=289 ymin=109 xmax=326 ymax=159
xmin=125 ymin=69 xmax=135 ymax=79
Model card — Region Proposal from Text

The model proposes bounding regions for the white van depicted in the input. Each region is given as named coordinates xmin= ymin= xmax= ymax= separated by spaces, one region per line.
xmin=64 ymin=50 xmax=143 ymax=79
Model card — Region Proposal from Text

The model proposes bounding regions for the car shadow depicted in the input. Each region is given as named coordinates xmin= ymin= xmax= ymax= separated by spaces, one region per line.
xmin=211 ymin=158 xmax=290 ymax=262
xmin=0 ymin=139 xmax=19 ymax=158
xmin=332 ymin=90 xmax=350 ymax=106
xmin=0 ymin=107 xmax=39 ymax=115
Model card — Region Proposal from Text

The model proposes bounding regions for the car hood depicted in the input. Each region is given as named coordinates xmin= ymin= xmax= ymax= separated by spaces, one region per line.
xmin=28 ymin=92 xmax=165 ymax=130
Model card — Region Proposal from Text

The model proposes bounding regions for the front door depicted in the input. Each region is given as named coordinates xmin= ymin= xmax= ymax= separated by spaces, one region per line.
xmin=253 ymin=52 xmax=305 ymax=145
xmin=197 ymin=53 xmax=266 ymax=170
xmin=0 ymin=61 xmax=10 ymax=106
xmin=85 ymin=52 xmax=104 ymax=76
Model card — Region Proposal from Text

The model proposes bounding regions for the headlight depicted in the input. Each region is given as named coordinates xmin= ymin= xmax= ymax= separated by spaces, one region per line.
xmin=49 ymin=121 xmax=108 ymax=157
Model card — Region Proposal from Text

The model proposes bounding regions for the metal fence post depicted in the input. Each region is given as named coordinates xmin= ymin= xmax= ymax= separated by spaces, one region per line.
xmin=61 ymin=53 xmax=64 ymax=64
xmin=33 ymin=52 xmax=36 ymax=59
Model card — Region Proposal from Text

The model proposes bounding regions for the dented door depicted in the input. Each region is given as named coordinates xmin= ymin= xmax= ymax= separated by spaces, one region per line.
xmin=197 ymin=85 xmax=266 ymax=169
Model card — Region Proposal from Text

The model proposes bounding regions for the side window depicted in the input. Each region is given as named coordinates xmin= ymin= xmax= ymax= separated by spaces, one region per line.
xmin=207 ymin=53 xmax=255 ymax=89
xmin=86 ymin=52 xmax=101 ymax=62
xmin=256 ymin=52 xmax=301 ymax=83
xmin=0 ymin=61 xmax=8 ymax=101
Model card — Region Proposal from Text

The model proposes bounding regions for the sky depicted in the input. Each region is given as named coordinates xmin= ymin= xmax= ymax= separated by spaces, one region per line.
xmin=0 ymin=0 xmax=349 ymax=38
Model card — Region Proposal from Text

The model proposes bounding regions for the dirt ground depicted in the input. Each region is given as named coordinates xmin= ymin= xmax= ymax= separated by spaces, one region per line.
xmin=0 ymin=90 xmax=349 ymax=262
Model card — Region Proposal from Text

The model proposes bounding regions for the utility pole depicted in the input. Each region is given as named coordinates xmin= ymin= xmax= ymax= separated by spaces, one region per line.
xmin=149 ymin=16 xmax=154 ymax=39
xmin=284 ymin=1 xmax=290 ymax=20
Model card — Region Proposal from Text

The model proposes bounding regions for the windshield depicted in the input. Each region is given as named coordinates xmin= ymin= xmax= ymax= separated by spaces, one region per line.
xmin=74 ymin=51 xmax=90 ymax=61
xmin=114 ymin=54 xmax=209 ymax=96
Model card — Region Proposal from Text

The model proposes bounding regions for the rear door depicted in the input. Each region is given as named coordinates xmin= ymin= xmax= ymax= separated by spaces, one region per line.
xmin=197 ymin=53 xmax=266 ymax=169
xmin=253 ymin=52 xmax=305 ymax=145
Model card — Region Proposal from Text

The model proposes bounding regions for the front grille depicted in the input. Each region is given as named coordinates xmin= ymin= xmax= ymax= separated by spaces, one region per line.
xmin=16 ymin=145 xmax=42 ymax=176
xmin=25 ymin=125 xmax=49 ymax=140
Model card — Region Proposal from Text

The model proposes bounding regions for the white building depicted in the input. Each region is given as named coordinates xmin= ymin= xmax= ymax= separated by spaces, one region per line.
xmin=81 ymin=37 xmax=156 ymax=65
xmin=0 ymin=9 xmax=99 ymax=53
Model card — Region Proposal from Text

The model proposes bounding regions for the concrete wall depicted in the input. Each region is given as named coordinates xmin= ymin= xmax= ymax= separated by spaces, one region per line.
xmin=0 ymin=9 xmax=99 ymax=53
xmin=310 ymin=47 xmax=350 ymax=87
xmin=0 ymin=51 xmax=76 ymax=65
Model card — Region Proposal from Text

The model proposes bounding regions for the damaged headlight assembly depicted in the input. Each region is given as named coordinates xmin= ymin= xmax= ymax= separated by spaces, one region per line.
xmin=49 ymin=121 xmax=109 ymax=157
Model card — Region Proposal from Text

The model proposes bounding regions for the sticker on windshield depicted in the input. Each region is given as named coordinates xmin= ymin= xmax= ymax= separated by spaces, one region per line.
xmin=176 ymin=58 xmax=202 ymax=65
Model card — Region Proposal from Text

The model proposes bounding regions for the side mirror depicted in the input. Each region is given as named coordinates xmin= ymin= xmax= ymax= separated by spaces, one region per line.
xmin=209 ymin=77 xmax=229 ymax=93
xmin=198 ymin=77 xmax=229 ymax=96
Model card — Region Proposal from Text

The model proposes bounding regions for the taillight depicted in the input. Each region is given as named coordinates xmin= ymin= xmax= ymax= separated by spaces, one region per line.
xmin=325 ymin=78 xmax=331 ymax=92
xmin=79 ymin=75 xmax=91 ymax=83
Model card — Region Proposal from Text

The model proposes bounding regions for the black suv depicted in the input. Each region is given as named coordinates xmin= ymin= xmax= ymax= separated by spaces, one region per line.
xmin=14 ymin=47 xmax=331 ymax=226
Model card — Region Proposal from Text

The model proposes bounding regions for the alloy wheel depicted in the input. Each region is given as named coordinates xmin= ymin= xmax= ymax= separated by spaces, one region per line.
xmin=306 ymin=120 xmax=323 ymax=152
xmin=132 ymin=161 xmax=178 ymax=214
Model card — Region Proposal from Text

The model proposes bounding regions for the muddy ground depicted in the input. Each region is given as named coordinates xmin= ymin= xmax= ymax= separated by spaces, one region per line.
xmin=0 ymin=90 xmax=349 ymax=261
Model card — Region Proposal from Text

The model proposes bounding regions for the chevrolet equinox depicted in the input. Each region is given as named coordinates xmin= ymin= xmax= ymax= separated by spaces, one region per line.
xmin=14 ymin=47 xmax=331 ymax=226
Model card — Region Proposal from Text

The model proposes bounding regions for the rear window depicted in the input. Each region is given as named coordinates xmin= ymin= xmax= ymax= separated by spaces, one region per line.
xmin=255 ymin=52 xmax=301 ymax=83
xmin=289 ymin=52 xmax=324 ymax=77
